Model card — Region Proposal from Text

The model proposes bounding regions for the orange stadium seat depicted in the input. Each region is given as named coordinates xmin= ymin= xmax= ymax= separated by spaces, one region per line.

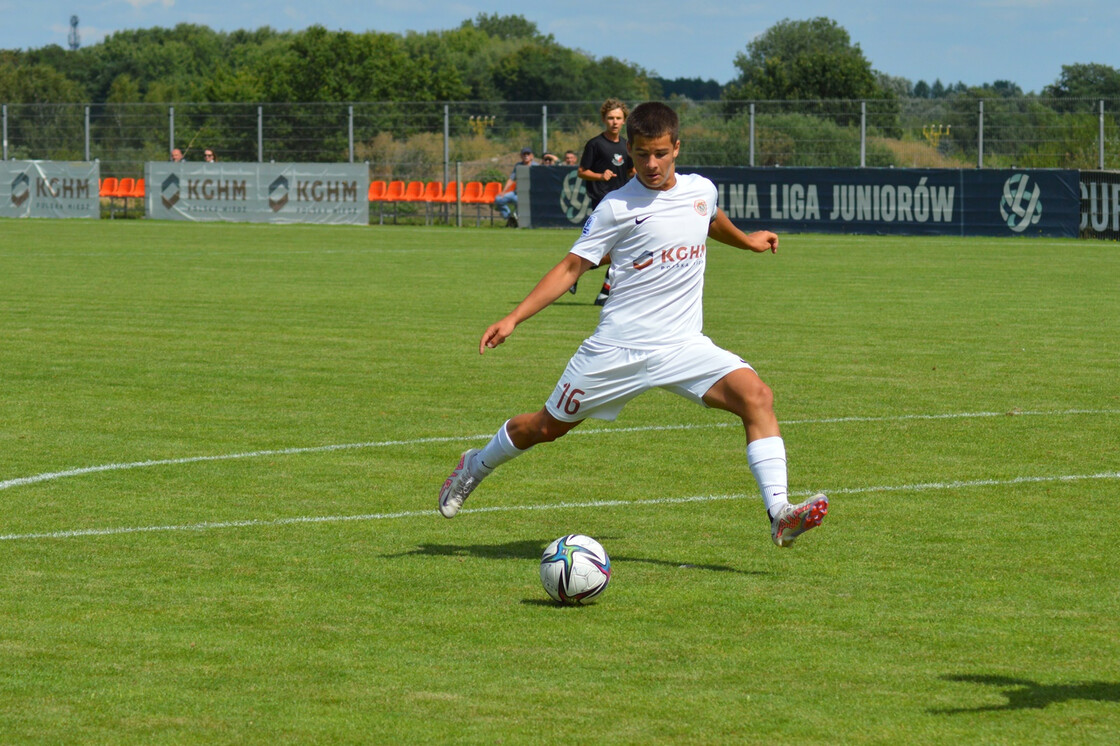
xmin=368 ymin=180 xmax=388 ymax=223
xmin=383 ymin=180 xmax=405 ymax=201
xmin=418 ymin=181 xmax=444 ymax=224
xmin=110 ymin=177 xmax=134 ymax=219
xmin=127 ymin=178 xmax=145 ymax=217
xmin=435 ymin=181 xmax=458 ymax=204
xmin=479 ymin=181 xmax=506 ymax=225
xmin=481 ymin=181 xmax=504 ymax=202
xmin=433 ymin=181 xmax=459 ymax=224
xmin=459 ymin=181 xmax=489 ymax=225
xmin=459 ymin=181 xmax=484 ymax=204
xmin=99 ymin=177 xmax=118 ymax=199
xmin=381 ymin=180 xmax=406 ymax=223
xmin=421 ymin=181 xmax=443 ymax=202
xmin=401 ymin=181 xmax=425 ymax=202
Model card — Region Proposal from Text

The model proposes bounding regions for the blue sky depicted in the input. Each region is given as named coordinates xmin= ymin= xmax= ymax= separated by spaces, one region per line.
xmin=2 ymin=0 xmax=1117 ymax=93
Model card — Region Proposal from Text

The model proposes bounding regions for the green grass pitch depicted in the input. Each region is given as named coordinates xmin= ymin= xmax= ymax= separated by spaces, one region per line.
xmin=0 ymin=218 xmax=1118 ymax=744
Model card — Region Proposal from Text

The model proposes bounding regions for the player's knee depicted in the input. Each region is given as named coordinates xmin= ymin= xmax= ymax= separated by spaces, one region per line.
xmin=742 ymin=378 xmax=774 ymax=415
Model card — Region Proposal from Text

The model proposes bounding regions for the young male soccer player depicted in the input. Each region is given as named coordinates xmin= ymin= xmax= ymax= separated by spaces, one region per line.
xmin=573 ymin=98 xmax=634 ymax=303
xmin=439 ymin=102 xmax=828 ymax=548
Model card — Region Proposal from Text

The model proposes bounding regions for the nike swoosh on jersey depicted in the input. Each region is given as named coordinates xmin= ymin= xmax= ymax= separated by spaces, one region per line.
xmin=634 ymin=215 xmax=653 ymax=224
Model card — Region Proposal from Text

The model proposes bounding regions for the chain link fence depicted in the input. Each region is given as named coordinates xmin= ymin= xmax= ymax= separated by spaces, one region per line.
xmin=3 ymin=98 xmax=1117 ymax=179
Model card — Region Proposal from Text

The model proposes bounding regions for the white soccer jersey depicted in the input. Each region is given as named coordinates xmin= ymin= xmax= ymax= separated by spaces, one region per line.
xmin=570 ymin=172 xmax=718 ymax=349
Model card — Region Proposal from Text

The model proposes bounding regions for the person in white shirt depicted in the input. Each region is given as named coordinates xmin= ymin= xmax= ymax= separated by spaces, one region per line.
xmin=439 ymin=102 xmax=828 ymax=548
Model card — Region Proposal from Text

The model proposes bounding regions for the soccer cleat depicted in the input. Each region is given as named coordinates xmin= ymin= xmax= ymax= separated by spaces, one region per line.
xmin=439 ymin=449 xmax=481 ymax=518
xmin=568 ymin=281 xmax=578 ymax=295
xmin=771 ymin=494 xmax=829 ymax=548
xmin=593 ymin=281 xmax=611 ymax=306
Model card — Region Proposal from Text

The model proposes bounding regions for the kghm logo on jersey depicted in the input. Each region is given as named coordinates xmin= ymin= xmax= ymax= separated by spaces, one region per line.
xmin=633 ymin=250 xmax=655 ymax=270
xmin=633 ymin=244 xmax=706 ymax=271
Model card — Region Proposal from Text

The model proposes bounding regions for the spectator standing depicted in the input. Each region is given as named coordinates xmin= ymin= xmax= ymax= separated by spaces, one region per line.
xmin=575 ymin=98 xmax=634 ymax=304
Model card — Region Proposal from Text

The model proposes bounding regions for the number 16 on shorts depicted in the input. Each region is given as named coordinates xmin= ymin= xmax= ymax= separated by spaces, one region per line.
xmin=553 ymin=382 xmax=585 ymax=417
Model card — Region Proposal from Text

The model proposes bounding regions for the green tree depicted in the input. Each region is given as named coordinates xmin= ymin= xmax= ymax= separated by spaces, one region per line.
xmin=461 ymin=13 xmax=544 ymax=41
xmin=724 ymin=17 xmax=885 ymax=101
xmin=491 ymin=43 xmax=588 ymax=102
xmin=0 ymin=57 xmax=84 ymax=102
xmin=1043 ymin=63 xmax=1120 ymax=99
xmin=0 ymin=59 xmax=85 ymax=158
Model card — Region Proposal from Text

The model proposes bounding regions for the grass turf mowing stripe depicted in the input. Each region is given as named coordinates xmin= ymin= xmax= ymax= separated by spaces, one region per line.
xmin=2 ymin=408 xmax=1116 ymax=493
xmin=1 ymin=470 xmax=1116 ymax=543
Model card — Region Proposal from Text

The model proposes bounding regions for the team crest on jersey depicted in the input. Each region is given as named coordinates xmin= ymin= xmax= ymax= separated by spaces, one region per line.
xmin=611 ymin=154 xmax=624 ymax=166
xmin=582 ymin=213 xmax=597 ymax=236
xmin=694 ymin=199 xmax=708 ymax=216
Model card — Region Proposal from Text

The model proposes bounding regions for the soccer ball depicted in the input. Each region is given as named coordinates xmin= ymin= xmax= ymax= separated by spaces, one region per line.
xmin=540 ymin=534 xmax=611 ymax=604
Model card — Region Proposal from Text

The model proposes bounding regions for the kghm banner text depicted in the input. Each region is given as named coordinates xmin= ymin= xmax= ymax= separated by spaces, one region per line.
xmin=0 ymin=161 xmax=99 ymax=219
xmin=145 ymin=162 xmax=369 ymax=225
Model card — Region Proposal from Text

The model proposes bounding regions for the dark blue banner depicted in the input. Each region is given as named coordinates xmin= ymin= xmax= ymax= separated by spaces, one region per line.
xmin=1080 ymin=170 xmax=1120 ymax=240
xmin=525 ymin=166 xmax=1081 ymax=238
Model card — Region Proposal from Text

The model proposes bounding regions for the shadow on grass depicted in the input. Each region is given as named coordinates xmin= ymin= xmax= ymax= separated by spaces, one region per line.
xmin=383 ymin=539 xmax=765 ymax=575
xmin=932 ymin=674 xmax=1120 ymax=713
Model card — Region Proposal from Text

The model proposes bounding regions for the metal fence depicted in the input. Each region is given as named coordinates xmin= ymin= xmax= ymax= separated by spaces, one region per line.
xmin=2 ymin=98 xmax=1117 ymax=179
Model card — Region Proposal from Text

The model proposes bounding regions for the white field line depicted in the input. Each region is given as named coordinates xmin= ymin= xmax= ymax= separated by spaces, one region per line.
xmin=2 ymin=408 xmax=1116 ymax=494
xmin=1 ymin=471 xmax=1117 ymax=543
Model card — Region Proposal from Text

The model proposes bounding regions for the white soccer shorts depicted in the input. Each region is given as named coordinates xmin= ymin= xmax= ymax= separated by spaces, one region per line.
xmin=545 ymin=336 xmax=754 ymax=422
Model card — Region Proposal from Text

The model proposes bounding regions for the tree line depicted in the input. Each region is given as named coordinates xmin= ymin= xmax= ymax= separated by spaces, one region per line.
xmin=6 ymin=14 xmax=1119 ymax=107
xmin=2 ymin=15 xmax=1117 ymax=171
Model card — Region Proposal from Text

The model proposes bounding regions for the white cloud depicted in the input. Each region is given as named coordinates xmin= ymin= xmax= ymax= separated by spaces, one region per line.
xmin=120 ymin=0 xmax=175 ymax=8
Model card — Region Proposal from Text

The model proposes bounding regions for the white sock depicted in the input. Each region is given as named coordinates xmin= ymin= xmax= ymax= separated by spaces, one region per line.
xmin=470 ymin=420 xmax=527 ymax=479
xmin=747 ymin=436 xmax=789 ymax=520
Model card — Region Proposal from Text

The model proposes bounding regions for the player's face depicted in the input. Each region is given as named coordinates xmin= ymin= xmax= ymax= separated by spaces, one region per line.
xmin=603 ymin=108 xmax=625 ymax=137
xmin=629 ymin=133 xmax=679 ymax=191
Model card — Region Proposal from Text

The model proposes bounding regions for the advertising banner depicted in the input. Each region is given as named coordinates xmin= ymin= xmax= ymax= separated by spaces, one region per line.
xmin=523 ymin=165 xmax=591 ymax=229
xmin=1079 ymin=170 xmax=1120 ymax=240
xmin=145 ymin=162 xmax=369 ymax=225
xmin=527 ymin=166 xmax=1081 ymax=238
xmin=0 ymin=160 xmax=99 ymax=219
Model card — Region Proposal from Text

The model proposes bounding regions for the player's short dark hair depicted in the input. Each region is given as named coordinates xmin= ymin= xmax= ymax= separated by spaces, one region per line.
xmin=626 ymin=102 xmax=679 ymax=144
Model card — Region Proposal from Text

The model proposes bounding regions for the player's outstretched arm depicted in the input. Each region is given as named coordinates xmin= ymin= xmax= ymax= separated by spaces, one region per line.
xmin=480 ymin=253 xmax=593 ymax=354
xmin=708 ymin=208 xmax=778 ymax=254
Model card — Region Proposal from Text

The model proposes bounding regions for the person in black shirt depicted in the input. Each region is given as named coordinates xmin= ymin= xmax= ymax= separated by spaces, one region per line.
xmin=574 ymin=98 xmax=633 ymax=304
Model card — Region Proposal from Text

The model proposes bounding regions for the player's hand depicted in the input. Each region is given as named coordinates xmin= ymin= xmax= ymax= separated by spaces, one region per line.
xmin=601 ymin=169 xmax=615 ymax=182
xmin=480 ymin=318 xmax=517 ymax=354
xmin=748 ymin=231 xmax=779 ymax=253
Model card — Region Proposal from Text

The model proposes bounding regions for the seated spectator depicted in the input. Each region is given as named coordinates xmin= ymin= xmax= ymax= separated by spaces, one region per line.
xmin=494 ymin=147 xmax=537 ymax=228
xmin=542 ymin=153 xmax=559 ymax=166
